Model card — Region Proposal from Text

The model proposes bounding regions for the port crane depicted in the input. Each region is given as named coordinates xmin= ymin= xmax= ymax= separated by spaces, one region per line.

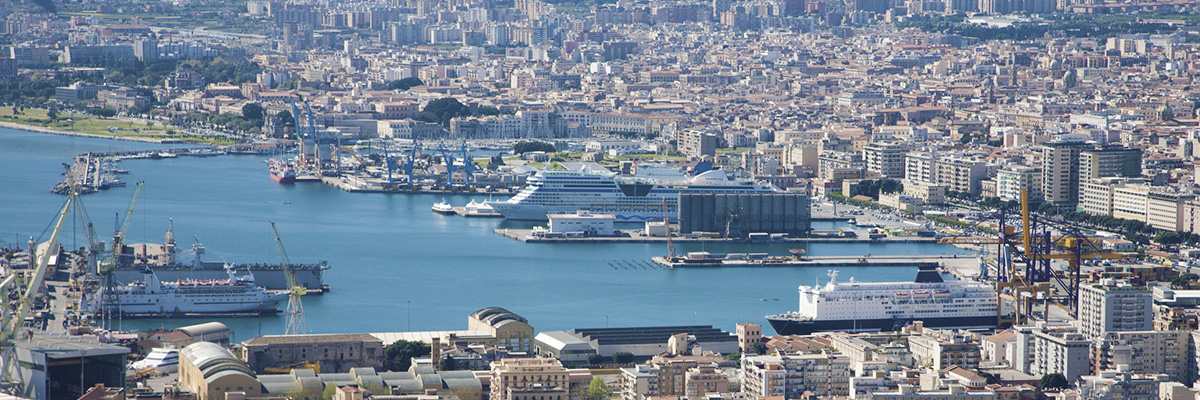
xmin=402 ymin=142 xmax=424 ymax=189
xmin=269 ymin=221 xmax=305 ymax=335
xmin=96 ymin=182 xmax=143 ymax=325
xmin=0 ymin=191 xmax=76 ymax=396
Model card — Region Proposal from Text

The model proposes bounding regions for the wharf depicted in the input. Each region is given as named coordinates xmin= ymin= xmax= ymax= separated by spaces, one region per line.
xmin=451 ymin=207 xmax=503 ymax=218
xmin=651 ymin=255 xmax=981 ymax=272
xmin=51 ymin=147 xmax=222 ymax=194
xmin=494 ymin=228 xmax=940 ymax=243
xmin=106 ymin=310 xmax=281 ymax=318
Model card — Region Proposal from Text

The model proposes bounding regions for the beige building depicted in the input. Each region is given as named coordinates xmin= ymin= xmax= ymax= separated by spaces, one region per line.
xmin=620 ymin=365 xmax=661 ymax=400
xmin=742 ymin=351 xmax=851 ymax=399
xmin=490 ymin=358 xmax=569 ymax=400
xmin=736 ymin=323 xmax=762 ymax=352
xmin=684 ymin=365 xmax=729 ymax=399
xmin=907 ymin=330 xmax=980 ymax=371
xmin=241 ymin=333 xmax=384 ymax=373
xmin=1040 ymin=136 xmax=1090 ymax=205
xmin=468 ymin=307 xmax=535 ymax=352
xmin=863 ymin=141 xmax=907 ymax=180
xmin=1012 ymin=324 xmax=1091 ymax=381
xmin=180 ymin=342 xmax=262 ymax=400
xmin=1091 ymin=330 xmax=1191 ymax=382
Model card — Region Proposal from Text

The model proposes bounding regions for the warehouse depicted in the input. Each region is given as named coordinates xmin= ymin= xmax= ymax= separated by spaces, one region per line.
xmin=678 ymin=193 xmax=811 ymax=237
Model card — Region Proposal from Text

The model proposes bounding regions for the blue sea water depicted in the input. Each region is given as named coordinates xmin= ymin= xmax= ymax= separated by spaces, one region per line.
xmin=0 ymin=128 xmax=974 ymax=341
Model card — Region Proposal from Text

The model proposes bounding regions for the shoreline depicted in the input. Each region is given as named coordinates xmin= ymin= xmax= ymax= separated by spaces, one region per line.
xmin=0 ymin=120 xmax=182 ymax=144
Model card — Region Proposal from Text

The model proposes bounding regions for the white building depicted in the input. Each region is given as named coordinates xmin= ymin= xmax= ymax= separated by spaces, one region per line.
xmin=547 ymin=211 xmax=615 ymax=236
xmin=1078 ymin=280 xmax=1153 ymax=339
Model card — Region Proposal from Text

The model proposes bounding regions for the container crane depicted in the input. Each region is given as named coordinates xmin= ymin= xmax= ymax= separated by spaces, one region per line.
xmin=269 ymin=221 xmax=305 ymax=335
xmin=1 ymin=192 xmax=75 ymax=396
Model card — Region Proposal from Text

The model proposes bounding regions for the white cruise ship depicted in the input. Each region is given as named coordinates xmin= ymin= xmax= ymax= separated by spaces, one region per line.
xmin=96 ymin=265 xmax=288 ymax=315
xmin=766 ymin=266 xmax=1007 ymax=335
xmin=130 ymin=348 xmax=180 ymax=373
xmin=489 ymin=162 xmax=777 ymax=221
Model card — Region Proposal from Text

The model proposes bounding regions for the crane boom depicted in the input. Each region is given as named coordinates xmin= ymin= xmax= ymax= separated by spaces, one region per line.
xmin=269 ymin=221 xmax=305 ymax=335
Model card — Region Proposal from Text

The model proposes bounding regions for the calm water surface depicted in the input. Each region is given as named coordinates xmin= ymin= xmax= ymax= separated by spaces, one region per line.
xmin=0 ymin=128 xmax=974 ymax=340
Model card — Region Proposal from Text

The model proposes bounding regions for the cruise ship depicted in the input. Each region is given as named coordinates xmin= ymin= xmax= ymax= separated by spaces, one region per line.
xmin=766 ymin=266 xmax=1005 ymax=335
xmin=489 ymin=162 xmax=777 ymax=221
xmin=96 ymin=265 xmax=288 ymax=316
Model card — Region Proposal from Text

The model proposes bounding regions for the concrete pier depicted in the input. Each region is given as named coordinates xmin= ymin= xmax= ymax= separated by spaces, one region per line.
xmin=494 ymin=228 xmax=940 ymax=243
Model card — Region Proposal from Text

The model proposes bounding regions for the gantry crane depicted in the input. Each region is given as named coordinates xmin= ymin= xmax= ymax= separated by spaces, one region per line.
xmin=1 ymin=192 xmax=75 ymax=396
xmin=269 ymin=221 xmax=305 ymax=336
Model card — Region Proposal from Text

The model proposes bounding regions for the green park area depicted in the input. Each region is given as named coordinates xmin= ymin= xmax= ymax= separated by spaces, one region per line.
xmin=0 ymin=108 xmax=231 ymax=144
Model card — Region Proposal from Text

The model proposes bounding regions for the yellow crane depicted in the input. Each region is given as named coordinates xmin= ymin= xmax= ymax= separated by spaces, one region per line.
xmin=1 ymin=191 xmax=75 ymax=396
xmin=269 ymin=221 xmax=305 ymax=335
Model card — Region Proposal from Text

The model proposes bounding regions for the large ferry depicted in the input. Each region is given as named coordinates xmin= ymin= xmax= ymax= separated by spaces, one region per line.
xmin=96 ymin=265 xmax=287 ymax=316
xmin=766 ymin=266 xmax=1005 ymax=335
xmin=489 ymin=162 xmax=777 ymax=221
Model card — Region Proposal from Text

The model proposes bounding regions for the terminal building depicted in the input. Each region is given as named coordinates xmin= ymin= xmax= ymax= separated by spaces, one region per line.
xmin=677 ymin=193 xmax=810 ymax=237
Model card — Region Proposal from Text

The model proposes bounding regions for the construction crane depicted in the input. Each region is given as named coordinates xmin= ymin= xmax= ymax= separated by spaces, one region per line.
xmin=1 ymin=192 xmax=75 ymax=396
xmin=97 ymin=182 xmax=143 ymax=327
xmin=269 ymin=221 xmax=305 ymax=336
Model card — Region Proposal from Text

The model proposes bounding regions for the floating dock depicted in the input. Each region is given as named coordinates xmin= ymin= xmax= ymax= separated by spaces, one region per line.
xmin=651 ymin=254 xmax=971 ymax=269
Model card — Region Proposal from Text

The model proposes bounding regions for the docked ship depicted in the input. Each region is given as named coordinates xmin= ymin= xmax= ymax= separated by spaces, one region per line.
xmin=766 ymin=266 xmax=1005 ymax=335
xmin=488 ymin=162 xmax=777 ymax=221
xmin=269 ymin=159 xmax=296 ymax=183
xmin=96 ymin=265 xmax=288 ymax=316
xmin=112 ymin=222 xmax=329 ymax=291
xmin=432 ymin=200 xmax=455 ymax=214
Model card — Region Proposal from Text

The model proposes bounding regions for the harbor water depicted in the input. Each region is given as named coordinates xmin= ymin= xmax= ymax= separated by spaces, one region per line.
xmin=0 ymin=128 xmax=975 ymax=340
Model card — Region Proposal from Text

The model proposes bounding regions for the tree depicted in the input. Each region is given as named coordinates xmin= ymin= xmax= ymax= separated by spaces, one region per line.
xmin=387 ymin=77 xmax=425 ymax=91
xmin=1040 ymin=373 xmax=1069 ymax=391
xmin=513 ymin=141 xmax=556 ymax=154
xmin=476 ymin=106 xmax=501 ymax=116
xmin=46 ymin=108 xmax=57 ymax=121
xmin=752 ymin=342 xmax=768 ymax=355
xmin=278 ymin=110 xmax=295 ymax=129
xmin=586 ymin=354 xmax=605 ymax=365
xmin=321 ymin=383 xmax=338 ymax=400
xmin=420 ymin=97 xmax=471 ymax=128
xmin=586 ymin=376 xmax=609 ymax=400
xmin=440 ymin=355 xmax=458 ymax=371
xmin=1154 ymin=231 xmax=1183 ymax=246
xmin=612 ymin=352 xmax=634 ymax=364
xmin=725 ymin=352 xmax=742 ymax=367
xmin=977 ymin=371 xmax=1001 ymax=385
xmin=242 ymin=103 xmax=264 ymax=120
xmin=383 ymin=340 xmax=431 ymax=371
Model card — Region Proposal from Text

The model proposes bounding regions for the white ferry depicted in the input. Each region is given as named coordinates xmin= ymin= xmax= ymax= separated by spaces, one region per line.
xmin=766 ymin=266 xmax=1007 ymax=335
xmin=488 ymin=162 xmax=777 ymax=221
xmin=96 ymin=265 xmax=288 ymax=315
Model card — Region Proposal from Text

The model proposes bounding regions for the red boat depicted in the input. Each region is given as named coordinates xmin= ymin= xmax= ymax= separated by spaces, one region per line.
xmin=269 ymin=160 xmax=296 ymax=184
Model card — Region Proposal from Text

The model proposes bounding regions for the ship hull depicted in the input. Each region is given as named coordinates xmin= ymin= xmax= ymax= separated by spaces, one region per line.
xmin=101 ymin=293 xmax=287 ymax=315
xmin=489 ymin=202 xmax=671 ymax=222
xmin=271 ymin=171 xmax=296 ymax=184
xmin=766 ymin=315 xmax=999 ymax=335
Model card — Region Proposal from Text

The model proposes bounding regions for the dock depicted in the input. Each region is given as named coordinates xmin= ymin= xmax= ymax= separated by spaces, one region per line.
xmin=494 ymin=228 xmax=940 ymax=243
xmin=51 ymin=148 xmax=224 ymax=194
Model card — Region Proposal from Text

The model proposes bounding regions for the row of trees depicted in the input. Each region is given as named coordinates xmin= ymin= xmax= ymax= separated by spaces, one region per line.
xmin=848 ymin=179 xmax=904 ymax=199
xmin=514 ymin=141 xmax=557 ymax=154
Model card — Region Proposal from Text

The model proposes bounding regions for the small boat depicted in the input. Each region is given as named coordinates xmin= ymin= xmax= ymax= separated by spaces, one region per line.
xmin=432 ymin=200 xmax=455 ymax=215
xmin=788 ymin=248 xmax=807 ymax=255
xmin=848 ymin=218 xmax=857 ymax=225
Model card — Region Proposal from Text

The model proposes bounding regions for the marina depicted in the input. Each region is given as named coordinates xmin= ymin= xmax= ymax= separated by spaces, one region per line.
xmin=494 ymin=228 xmax=942 ymax=243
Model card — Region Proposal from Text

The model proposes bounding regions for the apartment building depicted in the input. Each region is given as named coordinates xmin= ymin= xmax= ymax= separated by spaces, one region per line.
xmin=996 ymin=165 xmax=1042 ymax=203
xmin=1040 ymin=136 xmax=1091 ymax=205
xmin=1079 ymin=179 xmax=1193 ymax=231
xmin=678 ymin=130 xmax=719 ymax=158
xmin=742 ymin=351 xmax=851 ymax=399
xmin=620 ymin=365 xmax=661 ymax=400
xmin=1091 ymin=330 xmax=1191 ymax=382
xmin=863 ymin=141 xmax=908 ymax=180
xmin=684 ymin=365 xmax=730 ymax=399
xmin=818 ymin=151 xmax=866 ymax=182
xmin=1079 ymin=145 xmax=1141 ymax=182
xmin=490 ymin=358 xmax=570 ymax=400
xmin=907 ymin=330 xmax=981 ymax=371
xmin=1012 ymin=325 xmax=1091 ymax=381
xmin=1078 ymin=280 xmax=1153 ymax=339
